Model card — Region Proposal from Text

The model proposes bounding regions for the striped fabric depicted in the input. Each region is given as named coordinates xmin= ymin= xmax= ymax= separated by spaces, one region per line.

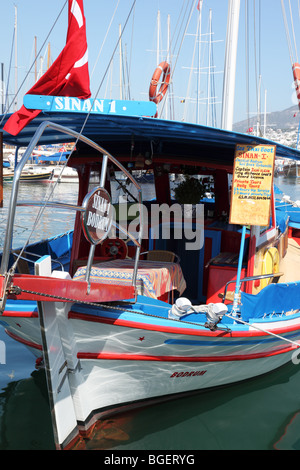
xmin=73 ymin=259 xmax=186 ymax=299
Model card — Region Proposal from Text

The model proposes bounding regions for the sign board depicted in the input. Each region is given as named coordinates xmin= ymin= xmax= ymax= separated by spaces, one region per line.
xmin=229 ymin=144 xmax=276 ymax=227
xmin=23 ymin=95 xmax=157 ymax=117
xmin=81 ymin=187 xmax=113 ymax=245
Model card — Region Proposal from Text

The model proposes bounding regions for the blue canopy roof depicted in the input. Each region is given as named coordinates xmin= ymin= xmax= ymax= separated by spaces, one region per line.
xmin=1 ymin=110 xmax=300 ymax=168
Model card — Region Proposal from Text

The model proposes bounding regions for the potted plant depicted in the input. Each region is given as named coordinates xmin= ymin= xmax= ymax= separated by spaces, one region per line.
xmin=174 ymin=175 xmax=209 ymax=204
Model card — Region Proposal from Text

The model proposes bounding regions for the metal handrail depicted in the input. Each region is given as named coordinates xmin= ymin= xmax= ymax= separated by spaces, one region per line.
xmin=220 ymin=272 xmax=284 ymax=303
xmin=0 ymin=121 xmax=143 ymax=294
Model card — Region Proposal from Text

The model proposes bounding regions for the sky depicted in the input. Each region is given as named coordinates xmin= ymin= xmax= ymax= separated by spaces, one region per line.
xmin=0 ymin=0 xmax=300 ymax=130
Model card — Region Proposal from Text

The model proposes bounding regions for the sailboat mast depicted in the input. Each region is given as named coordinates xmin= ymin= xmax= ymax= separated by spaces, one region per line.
xmin=34 ymin=36 xmax=37 ymax=82
xmin=165 ymin=14 xmax=171 ymax=120
xmin=119 ymin=24 xmax=123 ymax=100
xmin=221 ymin=0 xmax=240 ymax=131
xmin=196 ymin=0 xmax=203 ymax=124
xmin=206 ymin=9 xmax=212 ymax=126
xmin=14 ymin=5 xmax=18 ymax=112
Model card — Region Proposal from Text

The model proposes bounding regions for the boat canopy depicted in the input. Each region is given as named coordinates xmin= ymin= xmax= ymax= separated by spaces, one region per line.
xmin=1 ymin=109 xmax=300 ymax=169
xmin=241 ymin=282 xmax=300 ymax=321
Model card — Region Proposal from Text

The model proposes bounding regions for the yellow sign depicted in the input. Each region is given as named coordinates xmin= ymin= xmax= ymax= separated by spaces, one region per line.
xmin=229 ymin=144 xmax=276 ymax=226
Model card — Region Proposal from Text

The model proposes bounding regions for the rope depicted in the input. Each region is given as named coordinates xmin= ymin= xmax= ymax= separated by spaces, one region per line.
xmin=281 ymin=0 xmax=295 ymax=66
xmin=5 ymin=280 xmax=300 ymax=349
xmin=224 ymin=313 xmax=300 ymax=349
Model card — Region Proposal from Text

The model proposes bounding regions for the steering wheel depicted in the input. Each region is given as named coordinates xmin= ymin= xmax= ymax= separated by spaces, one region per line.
xmin=100 ymin=238 xmax=128 ymax=259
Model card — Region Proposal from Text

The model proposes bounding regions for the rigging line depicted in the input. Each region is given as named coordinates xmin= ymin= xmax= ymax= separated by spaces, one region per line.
xmin=245 ymin=0 xmax=250 ymax=129
xmin=127 ymin=1 xmax=136 ymax=99
xmin=3 ymin=28 xmax=15 ymax=116
xmin=12 ymin=1 xmax=138 ymax=266
xmin=74 ymin=0 xmax=137 ymax=134
xmin=90 ymin=0 xmax=120 ymax=78
xmin=281 ymin=0 xmax=294 ymax=66
xmin=159 ymin=0 xmax=195 ymax=119
xmin=0 ymin=0 xmax=68 ymax=127
xmin=253 ymin=1 xmax=258 ymax=117
xmin=224 ymin=313 xmax=300 ymax=350
xmin=288 ymin=0 xmax=298 ymax=63
xmin=183 ymin=7 xmax=200 ymax=122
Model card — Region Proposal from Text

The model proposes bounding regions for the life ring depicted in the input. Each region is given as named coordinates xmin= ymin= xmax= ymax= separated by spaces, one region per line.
xmin=149 ymin=61 xmax=171 ymax=104
xmin=260 ymin=247 xmax=279 ymax=289
xmin=100 ymin=238 xmax=128 ymax=259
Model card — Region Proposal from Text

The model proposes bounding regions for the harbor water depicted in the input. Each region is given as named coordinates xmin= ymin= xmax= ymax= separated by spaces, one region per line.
xmin=0 ymin=175 xmax=300 ymax=450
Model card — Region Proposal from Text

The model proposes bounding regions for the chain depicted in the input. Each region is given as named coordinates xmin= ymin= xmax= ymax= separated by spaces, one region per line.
xmin=10 ymin=285 xmax=140 ymax=311
xmin=10 ymin=285 xmax=220 ymax=330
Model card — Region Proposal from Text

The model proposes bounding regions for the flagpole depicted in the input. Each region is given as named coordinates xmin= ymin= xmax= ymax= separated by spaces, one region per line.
xmin=14 ymin=5 xmax=18 ymax=112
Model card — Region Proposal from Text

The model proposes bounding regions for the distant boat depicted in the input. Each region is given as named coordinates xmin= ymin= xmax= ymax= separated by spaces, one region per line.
xmin=3 ymin=164 xmax=53 ymax=182
xmin=48 ymin=165 xmax=78 ymax=183
xmin=33 ymin=152 xmax=79 ymax=183
xmin=282 ymin=159 xmax=300 ymax=177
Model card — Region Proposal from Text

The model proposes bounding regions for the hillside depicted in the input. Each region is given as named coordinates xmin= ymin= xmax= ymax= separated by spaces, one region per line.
xmin=233 ymin=105 xmax=299 ymax=133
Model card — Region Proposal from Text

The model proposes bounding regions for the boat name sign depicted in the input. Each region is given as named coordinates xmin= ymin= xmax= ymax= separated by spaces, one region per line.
xmin=81 ymin=187 xmax=113 ymax=245
xmin=23 ymin=95 xmax=157 ymax=117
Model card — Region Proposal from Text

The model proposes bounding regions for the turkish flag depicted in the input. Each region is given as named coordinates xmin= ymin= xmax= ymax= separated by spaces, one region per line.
xmin=4 ymin=0 xmax=91 ymax=136
xmin=293 ymin=63 xmax=300 ymax=110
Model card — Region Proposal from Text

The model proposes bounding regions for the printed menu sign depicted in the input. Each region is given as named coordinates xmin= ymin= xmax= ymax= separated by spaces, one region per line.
xmin=229 ymin=143 xmax=276 ymax=226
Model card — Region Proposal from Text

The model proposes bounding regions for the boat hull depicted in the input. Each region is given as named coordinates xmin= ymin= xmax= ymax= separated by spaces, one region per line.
xmin=3 ymin=171 xmax=53 ymax=182
xmin=2 ymin=298 xmax=300 ymax=431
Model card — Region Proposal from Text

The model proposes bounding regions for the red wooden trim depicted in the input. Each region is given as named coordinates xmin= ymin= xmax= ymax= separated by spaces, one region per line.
xmin=77 ymin=345 xmax=296 ymax=362
xmin=5 ymin=329 xmax=42 ymax=350
xmin=2 ymin=310 xmax=38 ymax=318
xmin=3 ymin=274 xmax=134 ymax=303
xmin=69 ymin=310 xmax=300 ymax=339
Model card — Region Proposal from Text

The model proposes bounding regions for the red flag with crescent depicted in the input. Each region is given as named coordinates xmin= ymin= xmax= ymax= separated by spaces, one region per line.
xmin=4 ymin=0 xmax=91 ymax=136
xmin=293 ymin=63 xmax=300 ymax=111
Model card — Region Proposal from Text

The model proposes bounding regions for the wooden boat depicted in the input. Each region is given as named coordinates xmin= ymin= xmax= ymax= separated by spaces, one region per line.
xmin=1 ymin=104 xmax=300 ymax=448
xmin=1 ymin=0 xmax=300 ymax=450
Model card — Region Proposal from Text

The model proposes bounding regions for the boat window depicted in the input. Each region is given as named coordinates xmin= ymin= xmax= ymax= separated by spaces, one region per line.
xmin=110 ymin=170 xmax=156 ymax=203
xmin=170 ymin=173 xmax=214 ymax=204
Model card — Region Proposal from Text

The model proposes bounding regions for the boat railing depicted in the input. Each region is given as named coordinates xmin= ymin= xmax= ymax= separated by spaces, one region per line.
xmin=220 ymin=272 xmax=284 ymax=303
xmin=12 ymin=249 xmax=65 ymax=273
xmin=0 ymin=121 xmax=143 ymax=294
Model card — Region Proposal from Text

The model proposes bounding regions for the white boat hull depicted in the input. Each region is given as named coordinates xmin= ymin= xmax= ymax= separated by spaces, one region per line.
xmin=3 ymin=298 xmax=300 ymax=447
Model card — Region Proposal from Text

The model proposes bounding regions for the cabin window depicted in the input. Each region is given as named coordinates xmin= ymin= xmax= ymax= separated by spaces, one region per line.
xmin=110 ymin=170 xmax=156 ymax=203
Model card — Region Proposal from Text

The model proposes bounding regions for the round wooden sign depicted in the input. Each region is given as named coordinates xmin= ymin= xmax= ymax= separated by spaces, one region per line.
xmin=81 ymin=187 xmax=113 ymax=245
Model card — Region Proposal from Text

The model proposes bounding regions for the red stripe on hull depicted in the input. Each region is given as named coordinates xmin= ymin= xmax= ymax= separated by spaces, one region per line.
xmin=2 ymin=310 xmax=38 ymax=318
xmin=5 ymin=329 xmax=42 ymax=351
xmin=69 ymin=310 xmax=300 ymax=339
xmin=78 ymin=345 xmax=296 ymax=363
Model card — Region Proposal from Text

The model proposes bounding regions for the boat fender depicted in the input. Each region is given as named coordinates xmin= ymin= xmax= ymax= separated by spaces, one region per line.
xmin=168 ymin=297 xmax=193 ymax=319
xmin=260 ymin=247 xmax=279 ymax=289
xmin=168 ymin=298 xmax=228 ymax=325
xmin=205 ymin=303 xmax=228 ymax=324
